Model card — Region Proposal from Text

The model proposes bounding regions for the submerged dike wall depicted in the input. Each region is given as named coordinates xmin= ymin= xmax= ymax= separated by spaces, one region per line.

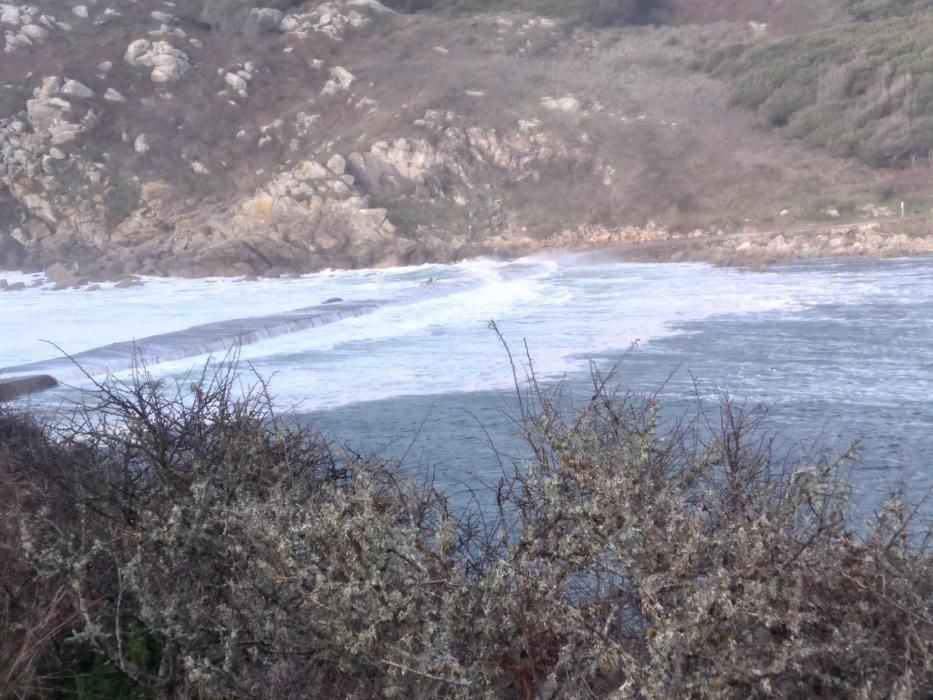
xmin=0 ymin=374 xmax=58 ymax=402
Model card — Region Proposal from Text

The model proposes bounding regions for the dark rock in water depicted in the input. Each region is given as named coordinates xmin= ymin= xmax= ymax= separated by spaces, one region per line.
xmin=322 ymin=297 xmax=344 ymax=304
xmin=4 ymin=282 xmax=26 ymax=292
xmin=420 ymin=277 xmax=435 ymax=286
xmin=0 ymin=375 xmax=59 ymax=402
xmin=45 ymin=262 xmax=87 ymax=289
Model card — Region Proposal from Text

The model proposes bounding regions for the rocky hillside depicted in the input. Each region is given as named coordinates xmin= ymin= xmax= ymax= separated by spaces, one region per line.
xmin=0 ymin=0 xmax=924 ymax=282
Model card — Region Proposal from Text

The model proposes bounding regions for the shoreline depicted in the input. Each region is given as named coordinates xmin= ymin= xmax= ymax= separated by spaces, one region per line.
xmin=531 ymin=217 xmax=933 ymax=268
xmin=3 ymin=218 xmax=932 ymax=291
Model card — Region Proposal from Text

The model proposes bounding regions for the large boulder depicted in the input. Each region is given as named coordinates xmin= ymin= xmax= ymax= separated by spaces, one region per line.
xmin=20 ymin=24 xmax=49 ymax=40
xmin=26 ymin=97 xmax=72 ymax=131
xmin=124 ymin=40 xmax=191 ymax=83
xmin=44 ymin=261 xmax=85 ymax=288
xmin=0 ymin=4 xmax=22 ymax=25
xmin=249 ymin=7 xmax=283 ymax=31
xmin=61 ymin=79 xmax=94 ymax=99
xmin=22 ymin=80 xmax=91 ymax=145
xmin=321 ymin=66 xmax=354 ymax=95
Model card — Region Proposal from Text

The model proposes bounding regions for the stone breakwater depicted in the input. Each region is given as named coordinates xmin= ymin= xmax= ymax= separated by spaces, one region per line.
xmin=0 ymin=375 xmax=58 ymax=402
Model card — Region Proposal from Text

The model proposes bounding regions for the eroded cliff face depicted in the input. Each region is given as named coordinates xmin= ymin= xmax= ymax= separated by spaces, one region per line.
xmin=1 ymin=1 xmax=375 ymax=276
xmin=0 ymin=0 xmax=610 ymax=279
xmin=0 ymin=0 xmax=916 ymax=282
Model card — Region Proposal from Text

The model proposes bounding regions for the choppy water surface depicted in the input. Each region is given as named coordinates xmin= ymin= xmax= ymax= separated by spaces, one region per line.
xmin=2 ymin=254 xmax=931 ymax=509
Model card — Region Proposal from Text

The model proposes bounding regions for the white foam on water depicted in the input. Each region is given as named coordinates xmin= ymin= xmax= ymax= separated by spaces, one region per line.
xmin=0 ymin=264 xmax=459 ymax=372
xmin=3 ymin=255 xmax=927 ymax=411
xmin=98 ymin=259 xmax=555 ymax=403
xmin=0 ymin=270 xmax=45 ymax=287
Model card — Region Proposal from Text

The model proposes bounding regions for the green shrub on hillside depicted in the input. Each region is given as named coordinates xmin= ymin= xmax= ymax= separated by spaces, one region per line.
xmin=848 ymin=0 xmax=933 ymax=20
xmin=706 ymin=13 xmax=933 ymax=167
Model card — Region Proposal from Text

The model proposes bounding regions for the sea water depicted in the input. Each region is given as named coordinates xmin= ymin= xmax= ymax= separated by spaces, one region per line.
xmin=2 ymin=253 xmax=932 ymax=510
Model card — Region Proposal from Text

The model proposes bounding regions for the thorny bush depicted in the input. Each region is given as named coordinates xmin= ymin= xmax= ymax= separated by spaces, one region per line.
xmin=2 ymin=352 xmax=932 ymax=699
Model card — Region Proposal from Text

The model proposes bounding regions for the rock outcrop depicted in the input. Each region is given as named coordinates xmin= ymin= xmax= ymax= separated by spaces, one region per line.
xmin=278 ymin=0 xmax=392 ymax=40
xmin=2 ymin=0 xmax=72 ymax=54
xmin=0 ymin=0 xmax=602 ymax=282
xmin=124 ymin=40 xmax=191 ymax=83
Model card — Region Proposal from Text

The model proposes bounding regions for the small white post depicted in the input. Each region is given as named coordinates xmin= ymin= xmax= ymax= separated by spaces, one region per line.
xmin=901 ymin=201 xmax=906 ymax=218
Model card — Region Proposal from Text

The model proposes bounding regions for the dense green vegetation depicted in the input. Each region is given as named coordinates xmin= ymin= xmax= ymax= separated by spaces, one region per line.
xmin=847 ymin=0 xmax=933 ymax=20
xmin=2 ymin=361 xmax=932 ymax=698
xmin=381 ymin=0 xmax=669 ymax=26
xmin=706 ymin=13 xmax=933 ymax=167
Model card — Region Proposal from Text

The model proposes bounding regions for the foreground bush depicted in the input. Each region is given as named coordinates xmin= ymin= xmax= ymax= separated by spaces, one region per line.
xmin=2 ymin=360 xmax=932 ymax=698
